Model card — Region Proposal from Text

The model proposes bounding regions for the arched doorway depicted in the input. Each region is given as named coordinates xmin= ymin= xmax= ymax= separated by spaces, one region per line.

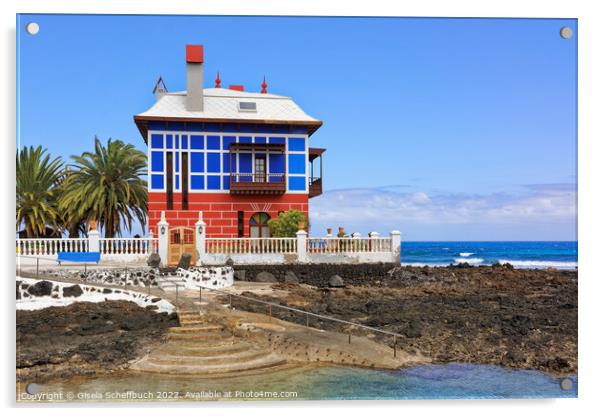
xmin=168 ymin=226 xmax=196 ymax=265
xmin=249 ymin=212 xmax=271 ymax=238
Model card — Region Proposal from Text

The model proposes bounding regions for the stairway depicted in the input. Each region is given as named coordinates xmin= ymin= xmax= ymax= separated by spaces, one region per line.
xmin=156 ymin=275 xmax=186 ymax=291
xmin=130 ymin=311 xmax=291 ymax=376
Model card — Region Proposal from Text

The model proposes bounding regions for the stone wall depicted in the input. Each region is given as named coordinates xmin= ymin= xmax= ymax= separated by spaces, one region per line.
xmin=233 ymin=262 xmax=398 ymax=287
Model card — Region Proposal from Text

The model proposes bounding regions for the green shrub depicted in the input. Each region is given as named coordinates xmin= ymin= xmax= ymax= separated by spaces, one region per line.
xmin=268 ymin=210 xmax=307 ymax=237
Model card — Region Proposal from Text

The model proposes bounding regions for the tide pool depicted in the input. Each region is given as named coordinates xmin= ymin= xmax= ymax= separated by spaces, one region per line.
xmin=19 ymin=363 xmax=577 ymax=402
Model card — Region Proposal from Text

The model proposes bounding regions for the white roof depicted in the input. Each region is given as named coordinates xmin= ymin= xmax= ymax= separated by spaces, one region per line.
xmin=135 ymin=88 xmax=320 ymax=124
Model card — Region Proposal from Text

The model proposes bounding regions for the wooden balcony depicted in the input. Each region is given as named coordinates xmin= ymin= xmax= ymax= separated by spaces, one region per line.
xmin=230 ymin=173 xmax=286 ymax=195
xmin=309 ymin=177 xmax=323 ymax=198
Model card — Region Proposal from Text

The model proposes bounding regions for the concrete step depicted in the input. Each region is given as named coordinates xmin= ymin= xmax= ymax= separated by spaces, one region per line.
xmin=167 ymin=332 xmax=233 ymax=341
xmin=156 ymin=341 xmax=252 ymax=357
xmin=168 ymin=325 xmax=227 ymax=334
xmin=131 ymin=353 xmax=288 ymax=375
xmin=148 ymin=348 xmax=269 ymax=366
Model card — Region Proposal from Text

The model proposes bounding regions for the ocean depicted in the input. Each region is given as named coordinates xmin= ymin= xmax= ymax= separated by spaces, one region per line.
xmin=401 ymin=241 xmax=577 ymax=269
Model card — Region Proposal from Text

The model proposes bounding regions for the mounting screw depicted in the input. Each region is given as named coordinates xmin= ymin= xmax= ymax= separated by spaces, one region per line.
xmin=25 ymin=22 xmax=40 ymax=35
xmin=560 ymin=27 xmax=573 ymax=39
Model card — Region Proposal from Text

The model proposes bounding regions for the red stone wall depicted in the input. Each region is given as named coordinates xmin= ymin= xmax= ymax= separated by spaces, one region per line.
xmin=148 ymin=192 xmax=309 ymax=237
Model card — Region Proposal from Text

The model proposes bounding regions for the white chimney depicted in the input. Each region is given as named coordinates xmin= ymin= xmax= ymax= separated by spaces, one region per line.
xmin=185 ymin=44 xmax=204 ymax=112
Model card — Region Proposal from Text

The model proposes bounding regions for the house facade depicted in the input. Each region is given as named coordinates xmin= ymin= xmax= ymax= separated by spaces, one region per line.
xmin=134 ymin=44 xmax=325 ymax=247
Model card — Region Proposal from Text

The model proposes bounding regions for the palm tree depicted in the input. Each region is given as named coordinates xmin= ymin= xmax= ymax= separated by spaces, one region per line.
xmin=60 ymin=137 xmax=147 ymax=238
xmin=16 ymin=146 xmax=64 ymax=237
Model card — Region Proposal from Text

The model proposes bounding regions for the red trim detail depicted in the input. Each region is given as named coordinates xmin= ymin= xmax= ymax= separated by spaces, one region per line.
xmin=228 ymin=85 xmax=244 ymax=91
xmin=261 ymin=76 xmax=267 ymax=94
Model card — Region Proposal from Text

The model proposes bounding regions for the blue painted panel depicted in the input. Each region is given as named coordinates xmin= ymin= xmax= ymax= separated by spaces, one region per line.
xmin=207 ymin=153 xmax=220 ymax=173
xmin=291 ymin=126 xmax=308 ymax=134
xmin=151 ymin=134 xmax=163 ymax=149
xmin=222 ymin=123 xmax=238 ymax=132
xmin=289 ymin=176 xmax=306 ymax=191
xmin=149 ymin=121 xmax=167 ymax=131
xmin=207 ymin=135 xmax=220 ymax=150
xmin=181 ymin=135 xmax=188 ymax=149
xmin=257 ymin=126 xmax=273 ymax=133
xmin=191 ymin=135 xmax=204 ymax=149
xmin=269 ymin=154 xmax=284 ymax=174
xmin=166 ymin=134 xmax=173 ymax=149
xmin=175 ymin=153 xmax=180 ymax=171
xmin=175 ymin=175 xmax=179 ymax=190
xmin=169 ymin=122 xmax=185 ymax=130
xmin=191 ymin=175 xmax=204 ymax=190
xmin=288 ymin=154 xmax=306 ymax=174
xmin=254 ymin=136 xmax=266 ymax=144
xmin=222 ymin=136 xmax=235 ymax=150
xmin=274 ymin=125 xmax=288 ymax=133
xmin=191 ymin=153 xmax=204 ymax=173
xmin=239 ymin=153 xmax=252 ymax=173
xmin=223 ymin=176 xmax=230 ymax=190
xmin=288 ymin=137 xmax=305 ymax=151
xmin=207 ymin=175 xmax=221 ymax=190
xmin=204 ymin=124 xmax=221 ymax=132
xmin=151 ymin=174 xmax=164 ymax=190
xmin=269 ymin=137 xmax=285 ymax=145
xmin=151 ymin=152 xmax=163 ymax=172
xmin=175 ymin=135 xmax=179 ymax=149
xmin=239 ymin=136 xmax=252 ymax=143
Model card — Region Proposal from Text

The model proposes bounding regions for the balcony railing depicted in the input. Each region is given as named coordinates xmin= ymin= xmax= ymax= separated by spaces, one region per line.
xmin=230 ymin=173 xmax=286 ymax=195
xmin=309 ymin=177 xmax=323 ymax=198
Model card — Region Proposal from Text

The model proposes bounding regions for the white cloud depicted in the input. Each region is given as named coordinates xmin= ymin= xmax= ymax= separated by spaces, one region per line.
xmin=309 ymin=184 xmax=576 ymax=240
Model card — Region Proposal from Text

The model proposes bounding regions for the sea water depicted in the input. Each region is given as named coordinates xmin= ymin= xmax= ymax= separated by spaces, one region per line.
xmin=401 ymin=241 xmax=577 ymax=269
xmin=20 ymin=364 xmax=577 ymax=402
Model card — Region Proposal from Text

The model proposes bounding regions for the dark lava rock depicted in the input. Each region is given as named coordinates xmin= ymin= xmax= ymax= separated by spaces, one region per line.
xmin=225 ymin=257 xmax=235 ymax=267
xmin=404 ymin=320 xmax=423 ymax=338
xmin=177 ymin=253 xmax=192 ymax=270
xmin=102 ymin=288 xmax=112 ymax=294
xmin=27 ymin=280 xmax=53 ymax=297
xmin=284 ymin=271 xmax=299 ymax=284
xmin=147 ymin=253 xmax=161 ymax=268
xmin=255 ymin=271 xmax=277 ymax=283
xmin=234 ymin=270 xmax=246 ymax=281
xmin=63 ymin=285 xmax=84 ymax=298
xmin=328 ymin=275 xmax=345 ymax=288
xmin=16 ymin=300 xmax=178 ymax=382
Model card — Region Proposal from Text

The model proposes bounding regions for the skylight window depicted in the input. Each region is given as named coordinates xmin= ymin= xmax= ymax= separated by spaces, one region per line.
xmin=238 ymin=101 xmax=257 ymax=112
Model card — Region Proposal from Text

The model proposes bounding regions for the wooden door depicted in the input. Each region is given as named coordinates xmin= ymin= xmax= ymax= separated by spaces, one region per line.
xmin=254 ymin=155 xmax=266 ymax=182
xmin=168 ymin=227 xmax=196 ymax=265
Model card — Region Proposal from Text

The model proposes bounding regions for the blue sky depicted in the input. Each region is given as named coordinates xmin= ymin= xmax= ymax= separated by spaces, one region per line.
xmin=17 ymin=15 xmax=577 ymax=240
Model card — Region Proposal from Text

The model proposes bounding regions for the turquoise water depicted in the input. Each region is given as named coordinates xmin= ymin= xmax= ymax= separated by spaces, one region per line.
xmin=402 ymin=241 xmax=577 ymax=269
xmin=19 ymin=364 xmax=577 ymax=402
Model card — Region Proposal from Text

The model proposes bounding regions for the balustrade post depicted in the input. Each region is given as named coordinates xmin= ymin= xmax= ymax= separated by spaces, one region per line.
xmin=296 ymin=230 xmax=307 ymax=263
xmin=89 ymin=229 xmax=100 ymax=253
xmin=157 ymin=211 xmax=169 ymax=267
xmin=195 ymin=211 xmax=206 ymax=265
xmin=370 ymin=231 xmax=380 ymax=252
xmin=390 ymin=230 xmax=401 ymax=263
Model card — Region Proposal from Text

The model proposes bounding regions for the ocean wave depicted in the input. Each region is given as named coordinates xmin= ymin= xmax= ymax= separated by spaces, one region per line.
xmin=453 ymin=257 xmax=484 ymax=265
xmin=459 ymin=252 xmax=474 ymax=257
xmin=497 ymin=259 xmax=578 ymax=269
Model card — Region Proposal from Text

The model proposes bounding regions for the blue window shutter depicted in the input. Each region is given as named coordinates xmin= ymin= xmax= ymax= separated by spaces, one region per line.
xmin=151 ymin=174 xmax=164 ymax=190
xmin=207 ymin=135 xmax=220 ymax=150
xmin=191 ymin=153 xmax=204 ymax=172
xmin=207 ymin=153 xmax=221 ymax=173
xmin=151 ymin=134 xmax=163 ymax=148
xmin=207 ymin=175 xmax=221 ymax=190
xmin=151 ymin=152 xmax=164 ymax=172
xmin=288 ymin=154 xmax=306 ymax=174
xmin=191 ymin=175 xmax=204 ymax=190
xmin=288 ymin=137 xmax=305 ymax=151
xmin=288 ymin=176 xmax=306 ymax=191
xmin=191 ymin=135 xmax=204 ymax=149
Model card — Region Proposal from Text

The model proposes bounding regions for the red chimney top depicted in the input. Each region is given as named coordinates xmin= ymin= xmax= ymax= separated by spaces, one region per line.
xmin=261 ymin=76 xmax=268 ymax=94
xmin=229 ymin=85 xmax=244 ymax=91
xmin=215 ymin=71 xmax=221 ymax=88
xmin=185 ymin=45 xmax=204 ymax=63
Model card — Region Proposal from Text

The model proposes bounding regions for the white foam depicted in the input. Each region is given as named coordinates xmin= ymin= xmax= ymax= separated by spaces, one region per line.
xmin=453 ymin=257 xmax=484 ymax=265
xmin=497 ymin=260 xmax=578 ymax=270
xmin=459 ymin=252 xmax=474 ymax=257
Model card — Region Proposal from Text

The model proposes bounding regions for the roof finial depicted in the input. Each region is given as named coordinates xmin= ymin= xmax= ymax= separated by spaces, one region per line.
xmin=215 ymin=71 xmax=221 ymax=88
xmin=261 ymin=75 xmax=267 ymax=94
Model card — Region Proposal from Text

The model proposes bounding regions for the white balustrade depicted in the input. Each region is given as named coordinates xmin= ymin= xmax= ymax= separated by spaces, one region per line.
xmin=307 ymin=237 xmax=391 ymax=254
xmin=205 ymin=238 xmax=297 ymax=255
